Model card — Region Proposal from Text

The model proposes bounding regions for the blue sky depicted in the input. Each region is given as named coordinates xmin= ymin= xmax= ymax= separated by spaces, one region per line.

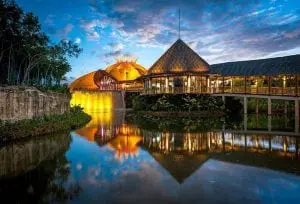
xmin=16 ymin=0 xmax=300 ymax=79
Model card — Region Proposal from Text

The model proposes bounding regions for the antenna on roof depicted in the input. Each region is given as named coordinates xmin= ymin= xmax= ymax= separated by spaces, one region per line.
xmin=178 ymin=9 xmax=181 ymax=39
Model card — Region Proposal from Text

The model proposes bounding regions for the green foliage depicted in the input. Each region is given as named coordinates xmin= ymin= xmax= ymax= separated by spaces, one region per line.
xmin=36 ymin=84 xmax=71 ymax=95
xmin=126 ymin=112 xmax=223 ymax=132
xmin=224 ymin=97 xmax=243 ymax=115
xmin=0 ymin=106 xmax=91 ymax=143
xmin=0 ymin=0 xmax=82 ymax=86
xmin=132 ymin=94 xmax=226 ymax=113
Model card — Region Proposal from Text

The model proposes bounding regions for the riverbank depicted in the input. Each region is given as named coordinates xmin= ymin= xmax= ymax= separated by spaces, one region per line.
xmin=0 ymin=106 xmax=91 ymax=144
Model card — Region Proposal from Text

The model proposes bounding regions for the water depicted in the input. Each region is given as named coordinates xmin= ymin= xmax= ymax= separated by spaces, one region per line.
xmin=1 ymin=111 xmax=300 ymax=203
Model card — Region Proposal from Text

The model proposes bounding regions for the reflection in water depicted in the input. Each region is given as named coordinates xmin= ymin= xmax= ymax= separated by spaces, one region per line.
xmin=1 ymin=112 xmax=300 ymax=203
xmin=0 ymin=134 xmax=82 ymax=203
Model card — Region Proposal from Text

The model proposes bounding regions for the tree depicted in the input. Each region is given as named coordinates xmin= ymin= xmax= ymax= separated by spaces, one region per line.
xmin=0 ymin=0 xmax=82 ymax=87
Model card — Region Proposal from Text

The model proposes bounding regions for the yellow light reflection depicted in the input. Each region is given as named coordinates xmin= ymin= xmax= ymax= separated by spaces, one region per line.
xmin=108 ymin=134 xmax=142 ymax=162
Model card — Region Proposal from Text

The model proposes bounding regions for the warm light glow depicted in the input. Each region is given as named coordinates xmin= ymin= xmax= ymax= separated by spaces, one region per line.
xmin=71 ymin=91 xmax=113 ymax=112
xmin=108 ymin=135 xmax=142 ymax=162
xmin=105 ymin=61 xmax=147 ymax=81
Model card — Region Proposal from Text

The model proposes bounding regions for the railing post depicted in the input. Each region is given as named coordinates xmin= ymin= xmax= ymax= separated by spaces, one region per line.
xmin=222 ymin=77 xmax=225 ymax=94
xmin=296 ymin=75 xmax=298 ymax=97
xmin=244 ymin=97 xmax=248 ymax=115
xmin=268 ymin=76 xmax=271 ymax=96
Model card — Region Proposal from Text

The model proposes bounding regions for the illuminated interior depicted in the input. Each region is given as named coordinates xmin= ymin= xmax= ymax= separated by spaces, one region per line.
xmin=70 ymin=91 xmax=115 ymax=112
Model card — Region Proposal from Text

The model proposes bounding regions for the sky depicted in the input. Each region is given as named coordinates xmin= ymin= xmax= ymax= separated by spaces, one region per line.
xmin=15 ymin=0 xmax=300 ymax=80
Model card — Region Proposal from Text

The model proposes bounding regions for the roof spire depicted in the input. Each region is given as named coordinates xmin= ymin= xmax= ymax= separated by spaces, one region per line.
xmin=178 ymin=9 xmax=181 ymax=39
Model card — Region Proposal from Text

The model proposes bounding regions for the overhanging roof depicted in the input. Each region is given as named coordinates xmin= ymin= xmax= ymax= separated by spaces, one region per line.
xmin=210 ymin=54 xmax=300 ymax=76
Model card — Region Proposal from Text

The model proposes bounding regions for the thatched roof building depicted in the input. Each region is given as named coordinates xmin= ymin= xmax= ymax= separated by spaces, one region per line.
xmin=146 ymin=39 xmax=209 ymax=76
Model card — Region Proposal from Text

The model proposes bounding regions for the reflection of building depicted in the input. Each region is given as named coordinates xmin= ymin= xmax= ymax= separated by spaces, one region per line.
xmin=75 ymin=111 xmax=125 ymax=145
xmin=142 ymin=130 xmax=300 ymax=183
xmin=75 ymin=111 xmax=142 ymax=161
xmin=108 ymin=125 xmax=142 ymax=162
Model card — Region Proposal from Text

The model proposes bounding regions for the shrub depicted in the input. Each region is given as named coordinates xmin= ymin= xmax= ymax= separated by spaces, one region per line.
xmin=0 ymin=106 xmax=91 ymax=144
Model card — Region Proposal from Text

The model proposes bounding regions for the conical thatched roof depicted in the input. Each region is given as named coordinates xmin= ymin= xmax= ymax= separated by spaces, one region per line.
xmin=147 ymin=39 xmax=209 ymax=75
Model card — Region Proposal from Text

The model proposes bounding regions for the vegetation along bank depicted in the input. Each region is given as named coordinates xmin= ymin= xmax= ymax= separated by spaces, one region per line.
xmin=0 ymin=106 xmax=91 ymax=144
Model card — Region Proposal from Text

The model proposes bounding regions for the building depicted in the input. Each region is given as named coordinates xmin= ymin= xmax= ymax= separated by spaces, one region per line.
xmin=141 ymin=39 xmax=300 ymax=96
xmin=69 ymin=59 xmax=147 ymax=92
xmin=69 ymin=39 xmax=300 ymax=97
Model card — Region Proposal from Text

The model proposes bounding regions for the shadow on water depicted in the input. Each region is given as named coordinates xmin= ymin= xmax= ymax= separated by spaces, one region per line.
xmin=1 ymin=111 xmax=300 ymax=203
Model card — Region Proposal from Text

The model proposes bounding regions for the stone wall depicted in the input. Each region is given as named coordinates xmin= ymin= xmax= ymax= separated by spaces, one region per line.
xmin=0 ymin=86 xmax=70 ymax=121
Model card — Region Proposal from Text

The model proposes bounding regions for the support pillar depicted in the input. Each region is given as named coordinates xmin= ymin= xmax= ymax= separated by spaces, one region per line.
xmin=231 ymin=78 xmax=233 ymax=93
xmin=187 ymin=75 xmax=191 ymax=93
xmin=268 ymin=97 xmax=272 ymax=115
xmin=244 ymin=114 xmax=247 ymax=131
xmin=149 ymin=78 xmax=152 ymax=94
xmin=222 ymin=96 xmax=225 ymax=110
xmin=216 ymin=77 xmax=219 ymax=93
xmin=295 ymin=100 xmax=299 ymax=133
xmin=165 ymin=77 xmax=169 ymax=93
xmin=244 ymin=97 xmax=247 ymax=115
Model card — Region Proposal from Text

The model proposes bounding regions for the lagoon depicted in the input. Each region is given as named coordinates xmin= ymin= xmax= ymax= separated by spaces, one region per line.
xmin=0 ymin=111 xmax=300 ymax=203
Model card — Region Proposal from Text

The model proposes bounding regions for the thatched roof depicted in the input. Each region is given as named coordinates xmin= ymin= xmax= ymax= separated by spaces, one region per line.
xmin=69 ymin=71 xmax=98 ymax=92
xmin=147 ymin=39 xmax=209 ymax=75
xmin=210 ymin=54 xmax=300 ymax=76
xmin=105 ymin=61 xmax=147 ymax=81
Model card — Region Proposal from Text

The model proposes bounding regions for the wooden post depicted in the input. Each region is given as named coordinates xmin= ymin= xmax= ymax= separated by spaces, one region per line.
xmin=268 ymin=76 xmax=271 ymax=95
xmin=165 ymin=77 xmax=169 ymax=93
xmin=296 ymin=75 xmax=298 ymax=96
xmin=244 ymin=97 xmax=247 ymax=115
xmin=231 ymin=77 xmax=233 ymax=93
xmin=244 ymin=114 xmax=247 ymax=131
xmin=149 ymin=78 xmax=152 ymax=94
xmin=282 ymin=75 xmax=284 ymax=96
xmin=222 ymin=77 xmax=225 ymax=93
xmin=244 ymin=76 xmax=247 ymax=94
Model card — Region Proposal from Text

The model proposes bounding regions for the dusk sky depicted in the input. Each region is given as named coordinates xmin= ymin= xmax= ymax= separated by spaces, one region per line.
xmin=16 ymin=0 xmax=300 ymax=79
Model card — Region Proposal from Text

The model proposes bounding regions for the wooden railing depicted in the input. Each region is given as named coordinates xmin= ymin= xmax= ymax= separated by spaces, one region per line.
xmin=143 ymin=86 xmax=300 ymax=96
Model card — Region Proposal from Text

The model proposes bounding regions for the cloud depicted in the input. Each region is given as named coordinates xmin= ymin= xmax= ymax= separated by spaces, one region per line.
xmin=87 ymin=31 xmax=100 ymax=41
xmin=106 ymin=42 xmax=124 ymax=52
xmin=75 ymin=37 xmax=81 ymax=44
xmin=44 ymin=14 xmax=55 ymax=26
xmin=47 ymin=23 xmax=74 ymax=38
xmin=60 ymin=24 xmax=74 ymax=37
xmin=87 ymin=0 xmax=300 ymax=63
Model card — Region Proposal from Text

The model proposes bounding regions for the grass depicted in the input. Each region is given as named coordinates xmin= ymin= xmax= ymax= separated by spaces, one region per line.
xmin=0 ymin=106 xmax=91 ymax=144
